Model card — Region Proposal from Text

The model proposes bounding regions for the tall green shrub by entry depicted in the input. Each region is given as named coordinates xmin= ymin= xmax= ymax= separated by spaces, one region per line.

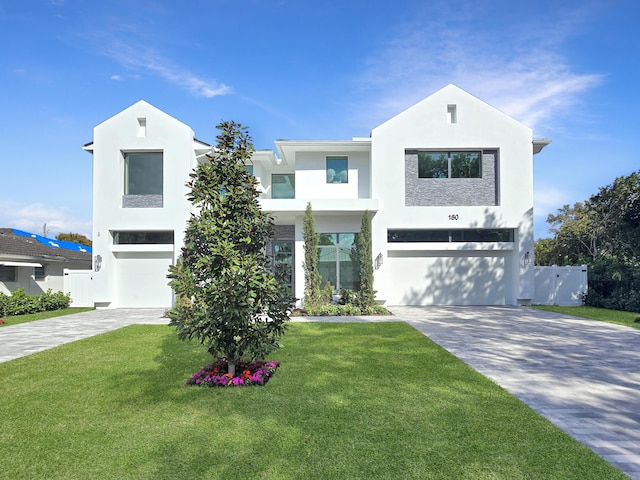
xmin=166 ymin=121 xmax=295 ymax=376
xmin=356 ymin=210 xmax=376 ymax=309
xmin=302 ymin=202 xmax=322 ymax=307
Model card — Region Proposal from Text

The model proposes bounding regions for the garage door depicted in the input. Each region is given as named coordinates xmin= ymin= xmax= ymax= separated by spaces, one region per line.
xmin=385 ymin=251 xmax=507 ymax=305
xmin=114 ymin=251 xmax=174 ymax=308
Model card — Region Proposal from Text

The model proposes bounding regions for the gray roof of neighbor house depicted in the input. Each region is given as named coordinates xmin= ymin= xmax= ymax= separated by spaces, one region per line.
xmin=0 ymin=229 xmax=92 ymax=263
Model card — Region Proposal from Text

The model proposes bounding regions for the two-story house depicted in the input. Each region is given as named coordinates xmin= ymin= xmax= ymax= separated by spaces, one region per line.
xmin=84 ymin=84 xmax=549 ymax=308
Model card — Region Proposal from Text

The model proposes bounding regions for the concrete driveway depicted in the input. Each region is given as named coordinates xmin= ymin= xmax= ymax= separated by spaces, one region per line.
xmin=387 ymin=306 xmax=640 ymax=480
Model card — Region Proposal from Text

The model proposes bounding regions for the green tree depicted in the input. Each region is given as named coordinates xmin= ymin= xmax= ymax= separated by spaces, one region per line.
xmin=355 ymin=210 xmax=376 ymax=308
xmin=55 ymin=232 xmax=92 ymax=247
xmin=166 ymin=121 xmax=294 ymax=376
xmin=302 ymin=202 xmax=322 ymax=307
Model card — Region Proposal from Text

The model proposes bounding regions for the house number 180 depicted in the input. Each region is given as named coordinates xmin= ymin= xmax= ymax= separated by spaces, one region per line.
xmin=448 ymin=214 xmax=459 ymax=221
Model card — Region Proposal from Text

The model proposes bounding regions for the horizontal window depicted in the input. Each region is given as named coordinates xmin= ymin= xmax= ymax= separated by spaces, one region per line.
xmin=416 ymin=151 xmax=481 ymax=178
xmin=112 ymin=231 xmax=174 ymax=245
xmin=388 ymin=229 xmax=514 ymax=243
xmin=0 ymin=266 xmax=16 ymax=282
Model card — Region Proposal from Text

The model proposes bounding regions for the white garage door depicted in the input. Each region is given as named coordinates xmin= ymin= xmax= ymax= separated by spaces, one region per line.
xmin=385 ymin=251 xmax=507 ymax=305
xmin=114 ymin=251 xmax=174 ymax=308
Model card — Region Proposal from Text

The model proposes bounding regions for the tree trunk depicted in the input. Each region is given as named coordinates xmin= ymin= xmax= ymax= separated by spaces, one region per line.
xmin=228 ymin=362 xmax=236 ymax=377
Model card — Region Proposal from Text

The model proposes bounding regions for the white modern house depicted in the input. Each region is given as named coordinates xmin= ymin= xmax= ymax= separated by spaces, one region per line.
xmin=84 ymin=84 xmax=549 ymax=308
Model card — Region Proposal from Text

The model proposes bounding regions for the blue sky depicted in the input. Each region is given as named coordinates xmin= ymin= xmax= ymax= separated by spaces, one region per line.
xmin=1 ymin=0 xmax=638 ymax=240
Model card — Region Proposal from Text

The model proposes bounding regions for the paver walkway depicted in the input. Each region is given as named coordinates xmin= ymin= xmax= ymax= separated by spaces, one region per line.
xmin=387 ymin=306 xmax=640 ymax=480
xmin=0 ymin=309 xmax=167 ymax=363
xmin=1 ymin=306 xmax=639 ymax=478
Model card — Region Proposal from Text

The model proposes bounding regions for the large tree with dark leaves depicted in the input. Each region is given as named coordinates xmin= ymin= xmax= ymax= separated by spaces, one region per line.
xmin=166 ymin=121 xmax=295 ymax=376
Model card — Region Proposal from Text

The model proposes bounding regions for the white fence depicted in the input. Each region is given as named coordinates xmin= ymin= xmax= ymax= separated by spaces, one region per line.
xmin=534 ymin=265 xmax=588 ymax=306
xmin=63 ymin=269 xmax=94 ymax=307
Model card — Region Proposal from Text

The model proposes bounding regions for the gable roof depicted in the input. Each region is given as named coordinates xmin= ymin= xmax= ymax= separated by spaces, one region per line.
xmin=0 ymin=229 xmax=92 ymax=264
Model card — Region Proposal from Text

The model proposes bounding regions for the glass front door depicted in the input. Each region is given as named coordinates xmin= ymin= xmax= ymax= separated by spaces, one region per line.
xmin=273 ymin=240 xmax=294 ymax=294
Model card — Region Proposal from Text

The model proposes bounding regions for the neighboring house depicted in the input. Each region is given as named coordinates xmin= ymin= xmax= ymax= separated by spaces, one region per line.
xmin=0 ymin=228 xmax=91 ymax=295
xmin=84 ymin=84 xmax=549 ymax=308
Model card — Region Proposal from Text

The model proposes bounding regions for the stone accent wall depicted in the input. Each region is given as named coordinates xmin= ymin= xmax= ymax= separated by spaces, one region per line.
xmin=122 ymin=195 xmax=163 ymax=208
xmin=273 ymin=224 xmax=295 ymax=240
xmin=405 ymin=151 xmax=497 ymax=206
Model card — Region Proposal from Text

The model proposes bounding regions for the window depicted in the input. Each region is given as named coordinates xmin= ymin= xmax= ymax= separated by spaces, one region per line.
xmin=326 ymin=157 xmax=348 ymax=184
xmin=417 ymin=151 xmax=481 ymax=178
xmin=388 ymin=229 xmax=514 ymax=243
xmin=245 ymin=165 xmax=254 ymax=176
xmin=447 ymin=104 xmax=457 ymax=124
xmin=112 ymin=231 xmax=174 ymax=245
xmin=0 ymin=266 xmax=16 ymax=282
xmin=124 ymin=152 xmax=163 ymax=195
xmin=272 ymin=173 xmax=295 ymax=199
xmin=34 ymin=266 xmax=46 ymax=280
xmin=318 ymin=233 xmax=358 ymax=291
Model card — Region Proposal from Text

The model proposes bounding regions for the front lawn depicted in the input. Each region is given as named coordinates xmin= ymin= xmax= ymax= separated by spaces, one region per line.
xmin=532 ymin=305 xmax=640 ymax=329
xmin=0 ymin=322 xmax=626 ymax=479
xmin=0 ymin=307 xmax=95 ymax=327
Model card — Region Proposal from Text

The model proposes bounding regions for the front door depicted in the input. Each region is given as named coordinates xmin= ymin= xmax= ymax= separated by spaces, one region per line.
xmin=273 ymin=240 xmax=294 ymax=294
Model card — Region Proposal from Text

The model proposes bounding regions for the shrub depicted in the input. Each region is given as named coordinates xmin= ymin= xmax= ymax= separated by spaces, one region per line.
xmin=0 ymin=289 xmax=71 ymax=317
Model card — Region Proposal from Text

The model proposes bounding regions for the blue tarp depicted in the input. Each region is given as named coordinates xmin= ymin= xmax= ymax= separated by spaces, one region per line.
xmin=11 ymin=229 xmax=92 ymax=254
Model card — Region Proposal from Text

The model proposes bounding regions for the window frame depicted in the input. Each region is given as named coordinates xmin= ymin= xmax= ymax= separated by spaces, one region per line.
xmin=112 ymin=231 xmax=175 ymax=245
xmin=123 ymin=151 xmax=164 ymax=195
xmin=387 ymin=229 xmax=514 ymax=243
xmin=34 ymin=266 xmax=46 ymax=280
xmin=0 ymin=266 xmax=16 ymax=282
xmin=317 ymin=232 xmax=358 ymax=291
xmin=326 ymin=156 xmax=348 ymax=184
xmin=417 ymin=150 xmax=482 ymax=179
xmin=271 ymin=173 xmax=295 ymax=199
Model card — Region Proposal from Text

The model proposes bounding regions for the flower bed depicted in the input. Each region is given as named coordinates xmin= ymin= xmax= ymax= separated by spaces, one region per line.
xmin=186 ymin=359 xmax=279 ymax=387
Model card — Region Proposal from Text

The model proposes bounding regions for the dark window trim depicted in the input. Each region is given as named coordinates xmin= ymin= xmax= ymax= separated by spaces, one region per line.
xmin=112 ymin=230 xmax=174 ymax=245
xmin=388 ymin=229 xmax=514 ymax=243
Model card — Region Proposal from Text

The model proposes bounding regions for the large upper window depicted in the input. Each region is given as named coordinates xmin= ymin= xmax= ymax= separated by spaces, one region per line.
xmin=272 ymin=173 xmax=295 ymax=199
xmin=124 ymin=152 xmax=163 ymax=195
xmin=418 ymin=151 xmax=481 ymax=179
xmin=326 ymin=157 xmax=348 ymax=184
xmin=112 ymin=231 xmax=174 ymax=245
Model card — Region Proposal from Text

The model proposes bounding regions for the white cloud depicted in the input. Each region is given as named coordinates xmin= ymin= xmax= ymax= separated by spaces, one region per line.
xmin=110 ymin=74 xmax=123 ymax=81
xmin=104 ymin=43 xmax=230 ymax=98
xmin=0 ymin=201 xmax=92 ymax=239
xmin=354 ymin=7 xmax=602 ymax=136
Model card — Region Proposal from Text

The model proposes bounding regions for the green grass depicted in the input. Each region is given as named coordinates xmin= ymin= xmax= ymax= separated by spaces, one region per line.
xmin=0 ymin=307 xmax=95 ymax=326
xmin=0 ymin=322 xmax=627 ymax=480
xmin=532 ymin=305 xmax=640 ymax=329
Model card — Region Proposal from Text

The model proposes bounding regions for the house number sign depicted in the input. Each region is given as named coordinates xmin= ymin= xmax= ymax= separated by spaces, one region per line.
xmin=448 ymin=214 xmax=459 ymax=221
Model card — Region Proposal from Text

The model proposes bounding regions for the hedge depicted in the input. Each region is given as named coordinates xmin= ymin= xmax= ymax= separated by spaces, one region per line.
xmin=0 ymin=288 xmax=71 ymax=317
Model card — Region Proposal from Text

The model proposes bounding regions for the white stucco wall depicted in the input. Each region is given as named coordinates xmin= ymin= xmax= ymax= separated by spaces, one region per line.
xmin=90 ymin=101 xmax=200 ymax=308
xmin=370 ymin=84 xmax=535 ymax=305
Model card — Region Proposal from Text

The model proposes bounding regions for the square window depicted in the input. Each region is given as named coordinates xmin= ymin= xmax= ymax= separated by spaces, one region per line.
xmin=418 ymin=152 xmax=448 ymax=178
xmin=124 ymin=152 xmax=163 ymax=195
xmin=272 ymin=174 xmax=295 ymax=199
xmin=0 ymin=266 xmax=16 ymax=282
xmin=451 ymin=152 xmax=481 ymax=178
xmin=326 ymin=157 xmax=348 ymax=183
